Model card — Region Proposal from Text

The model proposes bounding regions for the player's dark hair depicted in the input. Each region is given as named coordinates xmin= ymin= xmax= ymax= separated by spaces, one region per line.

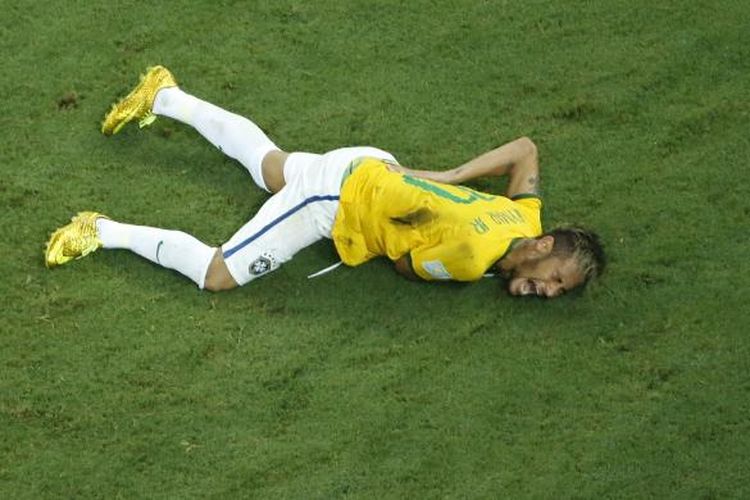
xmin=544 ymin=226 xmax=606 ymax=285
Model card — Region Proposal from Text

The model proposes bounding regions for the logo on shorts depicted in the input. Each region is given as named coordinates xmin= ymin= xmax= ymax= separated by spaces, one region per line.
xmin=249 ymin=256 xmax=272 ymax=275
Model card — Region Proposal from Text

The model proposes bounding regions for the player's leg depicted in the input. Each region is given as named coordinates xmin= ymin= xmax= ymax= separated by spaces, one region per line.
xmin=45 ymin=212 xmax=219 ymax=289
xmin=101 ymin=66 xmax=287 ymax=193
xmin=152 ymin=86 xmax=284 ymax=192
xmin=44 ymin=168 xmax=330 ymax=289
xmin=218 ymin=155 xmax=343 ymax=286
xmin=203 ymin=250 xmax=238 ymax=291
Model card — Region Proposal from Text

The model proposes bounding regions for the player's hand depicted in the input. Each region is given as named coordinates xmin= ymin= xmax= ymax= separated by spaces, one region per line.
xmin=385 ymin=162 xmax=408 ymax=174
xmin=385 ymin=161 xmax=456 ymax=184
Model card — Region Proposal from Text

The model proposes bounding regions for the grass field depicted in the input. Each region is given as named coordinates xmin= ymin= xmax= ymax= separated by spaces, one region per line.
xmin=2 ymin=0 xmax=749 ymax=497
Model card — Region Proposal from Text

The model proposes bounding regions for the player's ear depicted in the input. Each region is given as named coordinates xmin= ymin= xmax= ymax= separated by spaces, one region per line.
xmin=533 ymin=236 xmax=554 ymax=257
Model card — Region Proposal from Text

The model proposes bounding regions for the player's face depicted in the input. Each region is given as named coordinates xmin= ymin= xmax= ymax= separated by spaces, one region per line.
xmin=507 ymin=255 xmax=584 ymax=298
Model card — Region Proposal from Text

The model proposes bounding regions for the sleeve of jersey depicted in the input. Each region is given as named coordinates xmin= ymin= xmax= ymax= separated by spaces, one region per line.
xmin=410 ymin=242 xmax=485 ymax=282
xmin=511 ymin=194 xmax=543 ymax=234
xmin=510 ymin=194 xmax=543 ymax=212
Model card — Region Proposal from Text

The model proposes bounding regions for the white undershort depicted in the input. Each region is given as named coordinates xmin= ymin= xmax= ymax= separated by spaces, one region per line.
xmin=221 ymin=146 xmax=396 ymax=286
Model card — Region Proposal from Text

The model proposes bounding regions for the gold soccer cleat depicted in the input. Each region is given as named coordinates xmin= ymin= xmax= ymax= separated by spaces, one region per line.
xmin=45 ymin=212 xmax=108 ymax=268
xmin=101 ymin=65 xmax=177 ymax=135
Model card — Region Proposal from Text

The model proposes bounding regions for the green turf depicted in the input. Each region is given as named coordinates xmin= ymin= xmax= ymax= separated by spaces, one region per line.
xmin=2 ymin=0 xmax=749 ymax=497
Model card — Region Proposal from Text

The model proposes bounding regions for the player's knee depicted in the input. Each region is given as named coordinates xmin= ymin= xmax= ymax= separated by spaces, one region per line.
xmin=262 ymin=150 xmax=290 ymax=193
xmin=203 ymin=250 xmax=239 ymax=292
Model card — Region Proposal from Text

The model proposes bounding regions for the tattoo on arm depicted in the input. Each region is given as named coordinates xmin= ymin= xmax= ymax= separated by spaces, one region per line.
xmin=526 ymin=175 xmax=539 ymax=193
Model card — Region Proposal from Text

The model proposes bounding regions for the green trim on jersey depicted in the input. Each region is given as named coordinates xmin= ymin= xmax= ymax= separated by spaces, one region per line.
xmin=403 ymin=175 xmax=496 ymax=204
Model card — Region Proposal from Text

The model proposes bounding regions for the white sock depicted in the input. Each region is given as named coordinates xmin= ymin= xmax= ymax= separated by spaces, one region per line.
xmin=97 ymin=219 xmax=216 ymax=289
xmin=153 ymin=87 xmax=278 ymax=192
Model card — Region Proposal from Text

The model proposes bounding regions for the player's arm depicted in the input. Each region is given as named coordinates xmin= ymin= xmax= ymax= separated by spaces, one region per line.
xmin=394 ymin=255 xmax=421 ymax=281
xmin=388 ymin=137 xmax=540 ymax=198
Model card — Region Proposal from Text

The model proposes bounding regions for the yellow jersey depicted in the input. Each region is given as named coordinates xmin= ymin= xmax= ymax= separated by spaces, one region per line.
xmin=332 ymin=157 xmax=543 ymax=281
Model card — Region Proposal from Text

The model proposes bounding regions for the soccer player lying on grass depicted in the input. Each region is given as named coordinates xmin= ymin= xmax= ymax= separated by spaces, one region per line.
xmin=45 ymin=66 xmax=605 ymax=298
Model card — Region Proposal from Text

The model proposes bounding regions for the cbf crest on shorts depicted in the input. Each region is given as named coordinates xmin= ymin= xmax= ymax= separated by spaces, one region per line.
xmin=249 ymin=253 xmax=276 ymax=276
